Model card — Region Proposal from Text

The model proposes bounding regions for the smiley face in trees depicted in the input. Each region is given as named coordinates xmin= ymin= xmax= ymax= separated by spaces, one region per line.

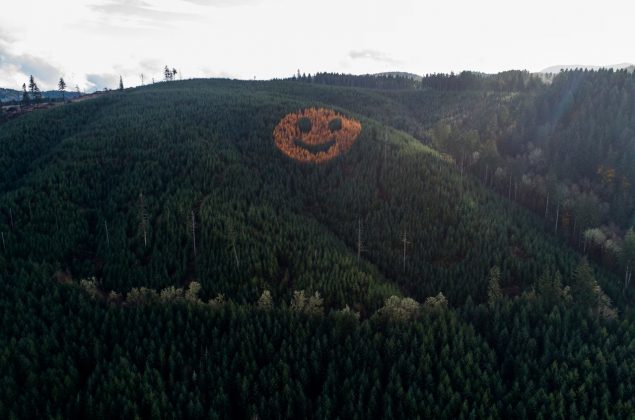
xmin=273 ymin=108 xmax=362 ymax=163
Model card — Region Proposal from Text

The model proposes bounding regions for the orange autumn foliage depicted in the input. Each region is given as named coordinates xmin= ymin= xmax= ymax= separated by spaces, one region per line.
xmin=273 ymin=108 xmax=361 ymax=163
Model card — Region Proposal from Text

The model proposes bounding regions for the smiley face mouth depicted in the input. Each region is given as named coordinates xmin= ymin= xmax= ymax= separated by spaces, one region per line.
xmin=293 ymin=138 xmax=336 ymax=154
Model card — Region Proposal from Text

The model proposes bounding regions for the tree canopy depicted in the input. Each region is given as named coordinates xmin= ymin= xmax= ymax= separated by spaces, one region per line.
xmin=0 ymin=76 xmax=634 ymax=418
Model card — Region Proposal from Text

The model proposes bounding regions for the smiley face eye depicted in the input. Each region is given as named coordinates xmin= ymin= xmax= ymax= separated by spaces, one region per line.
xmin=328 ymin=117 xmax=342 ymax=132
xmin=297 ymin=116 xmax=312 ymax=133
xmin=274 ymin=108 xmax=361 ymax=163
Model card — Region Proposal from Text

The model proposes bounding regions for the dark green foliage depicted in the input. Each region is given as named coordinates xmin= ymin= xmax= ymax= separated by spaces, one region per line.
xmin=0 ymin=275 xmax=501 ymax=419
xmin=297 ymin=116 xmax=312 ymax=133
xmin=328 ymin=117 xmax=342 ymax=132
xmin=0 ymin=78 xmax=633 ymax=418
xmin=571 ymin=258 xmax=598 ymax=308
xmin=288 ymin=70 xmax=635 ymax=277
xmin=309 ymin=72 xmax=419 ymax=89
xmin=21 ymin=83 xmax=29 ymax=106
xmin=294 ymin=137 xmax=336 ymax=154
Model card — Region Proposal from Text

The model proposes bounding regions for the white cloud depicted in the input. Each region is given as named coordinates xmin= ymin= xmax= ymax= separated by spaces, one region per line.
xmin=349 ymin=50 xmax=400 ymax=65
xmin=0 ymin=43 xmax=63 ymax=90
xmin=180 ymin=0 xmax=261 ymax=6
xmin=86 ymin=73 xmax=120 ymax=91
xmin=90 ymin=0 xmax=201 ymax=27
xmin=0 ymin=0 xmax=633 ymax=91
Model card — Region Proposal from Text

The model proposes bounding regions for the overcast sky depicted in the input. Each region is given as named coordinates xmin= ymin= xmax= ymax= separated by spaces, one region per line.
xmin=1 ymin=0 xmax=633 ymax=91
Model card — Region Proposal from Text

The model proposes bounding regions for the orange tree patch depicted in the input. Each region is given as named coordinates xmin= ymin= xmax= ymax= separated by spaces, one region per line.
xmin=273 ymin=108 xmax=361 ymax=163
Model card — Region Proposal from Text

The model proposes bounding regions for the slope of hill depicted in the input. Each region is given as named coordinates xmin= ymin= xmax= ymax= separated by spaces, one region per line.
xmin=0 ymin=79 xmax=633 ymax=418
xmin=288 ymin=71 xmax=635 ymax=267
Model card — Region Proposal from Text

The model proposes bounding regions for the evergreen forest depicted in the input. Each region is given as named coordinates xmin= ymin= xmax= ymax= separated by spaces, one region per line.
xmin=1 ymin=72 xmax=634 ymax=418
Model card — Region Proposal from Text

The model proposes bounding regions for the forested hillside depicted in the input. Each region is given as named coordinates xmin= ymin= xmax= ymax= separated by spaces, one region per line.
xmin=289 ymin=70 xmax=635 ymax=278
xmin=1 ymin=78 xmax=634 ymax=418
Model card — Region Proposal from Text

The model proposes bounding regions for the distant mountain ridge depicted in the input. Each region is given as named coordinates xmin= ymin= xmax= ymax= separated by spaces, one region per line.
xmin=0 ymin=87 xmax=81 ymax=103
xmin=540 ymin=63 xmax=635 ymax=73
xmin=373 ymin=71 xmax=423 ymax=81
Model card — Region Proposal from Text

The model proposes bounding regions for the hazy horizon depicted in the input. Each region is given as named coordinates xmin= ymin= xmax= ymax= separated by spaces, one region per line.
xmin=1 ymin=0 xmax=634 ymax=91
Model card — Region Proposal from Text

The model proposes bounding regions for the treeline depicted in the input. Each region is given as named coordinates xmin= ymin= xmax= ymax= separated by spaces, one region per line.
xmin=419 ymin=70 xmax=543 ymax=92
xmin=307 ymin=72 xmax=419 ymax=89
xmin=288 ymin=70 xmax=544 ymax=92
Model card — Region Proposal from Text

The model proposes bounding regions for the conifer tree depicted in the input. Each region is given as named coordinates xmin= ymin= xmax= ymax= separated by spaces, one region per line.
xmin=487 ymin=266 xmax=502 ymax=305
xmin=58 ymin=77 xmax=66 ymax=100
xmin=28 ymin=75 xmax=36 ymax=95
xmin=571 ymin=258 xmax=598 ymax=309
xmin=622 ymin=229 xmax=635 ymax=292
xmin=28 ymin=75 xmax=42 ymax=103
xmin=21 ymin=83 xmax=30 ymax=106
xmin=257 ymin=290 xmax=273 ymax=310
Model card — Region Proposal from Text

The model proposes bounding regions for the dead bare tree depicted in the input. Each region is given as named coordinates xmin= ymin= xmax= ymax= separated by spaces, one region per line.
xmin=138 ymin=193 xmax=148 ymax=246
xmin=383 ymin=131 xmax=388 ymax=169
xmin=357 ymin=218 xmax=364 ymax=262
xmin=458 ymin=154 xmax=465 ymax=201
xmin=401 ymin=231 xmax=410 ymax=272
xmin=228 ymin=221 xmax=239 ymax=268
xmin=555 ymin=201 xmax=560 ymax=234
xmin=104 ymin=220 xmax=110 ymax=247
xmin=191 ymin=210 xmax=197 ymax=258
xmin=508 ymin=175 xmax=512 ymax=200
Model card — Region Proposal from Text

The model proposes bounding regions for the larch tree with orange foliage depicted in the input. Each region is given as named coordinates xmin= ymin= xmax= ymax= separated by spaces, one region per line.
xmin=273 ymin=108 xmax=361 ymax=163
